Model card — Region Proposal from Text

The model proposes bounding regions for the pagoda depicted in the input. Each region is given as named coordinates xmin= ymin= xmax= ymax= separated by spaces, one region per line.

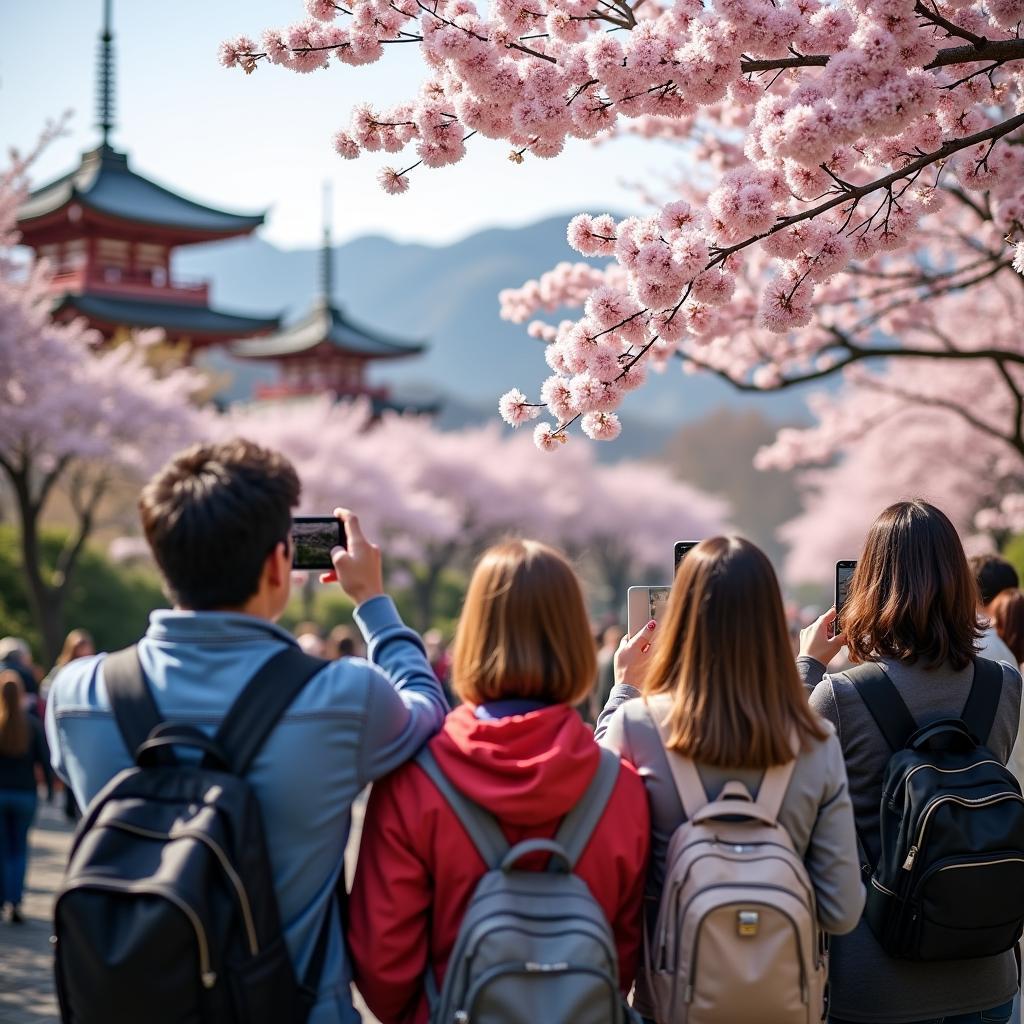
xmin=16 ymin=0 xmax=278 ymax=353
xmin=232 ymin=185 xmax=434 ymax=415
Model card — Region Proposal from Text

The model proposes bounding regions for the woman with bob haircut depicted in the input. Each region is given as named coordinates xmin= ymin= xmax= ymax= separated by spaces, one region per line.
xmin=348 ymin=539 xmax=650 ymax=1024
xmin=799 ymin=499 xmax=1023 ymax=1024
xmin=596 ymin=535 xmax=865 ymax=1024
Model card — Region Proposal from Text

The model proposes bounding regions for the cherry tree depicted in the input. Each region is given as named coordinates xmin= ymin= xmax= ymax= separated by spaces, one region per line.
xmin=755 ymin=274 xmax=1024 ymax=582
xmin=1 ymin=146 xmax=206 ymax=663
xmin=222 ymin=0 xmax=1024 ymax=448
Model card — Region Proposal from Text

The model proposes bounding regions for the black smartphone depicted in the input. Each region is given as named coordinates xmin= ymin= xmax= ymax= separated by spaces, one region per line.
xmin=291 ymin=516 xmax=346 ymax=571
xmin=835 ymin=560 xmax=857 ymax=633
xmin=674 ymin=541 xmax=699 ymax=571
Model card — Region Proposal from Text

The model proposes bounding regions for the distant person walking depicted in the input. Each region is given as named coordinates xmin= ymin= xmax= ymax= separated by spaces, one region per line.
xmin=0 ymin=670 xmax=52 ymax=924
xmin=40 ymin=630 xmax=95 ymax=822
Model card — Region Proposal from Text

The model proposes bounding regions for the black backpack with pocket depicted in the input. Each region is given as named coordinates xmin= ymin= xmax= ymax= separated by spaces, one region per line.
xmin=852 ymin=657 xmax=1024 ymax=961
xmin=53 ymin=644 xmax=333 ymax=1024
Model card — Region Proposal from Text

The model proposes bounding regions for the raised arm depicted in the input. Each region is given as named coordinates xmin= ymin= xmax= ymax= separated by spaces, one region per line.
xmin=353 ymin=596 xmax=448 ymax=785
xmin=320 ymin=509 xmax=448 ymax=784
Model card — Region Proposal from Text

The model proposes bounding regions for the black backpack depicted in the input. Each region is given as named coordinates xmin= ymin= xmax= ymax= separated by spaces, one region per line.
xmin=54 ymin=645 xmax=333 ymax=1024
xmin=852 ymin=657 xmax=1024 ymax=961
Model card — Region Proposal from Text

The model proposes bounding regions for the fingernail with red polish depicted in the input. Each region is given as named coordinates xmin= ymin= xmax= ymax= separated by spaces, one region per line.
xmin=641 ymin=643 xmax=651 ymax=654
xmin=647 ymin=619 xmax=657 ymax=630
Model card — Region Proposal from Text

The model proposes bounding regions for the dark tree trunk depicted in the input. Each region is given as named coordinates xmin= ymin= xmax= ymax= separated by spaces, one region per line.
xmin=10 ymin=471 xmax=65 ymax=666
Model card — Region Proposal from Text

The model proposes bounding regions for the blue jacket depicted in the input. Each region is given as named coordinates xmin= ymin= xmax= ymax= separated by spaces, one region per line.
xmin=45 ymin=596 xmax=448 ymax=1024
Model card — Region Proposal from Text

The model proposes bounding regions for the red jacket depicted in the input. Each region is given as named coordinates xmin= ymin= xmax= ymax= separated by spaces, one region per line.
xmin=349 ymin=702 xmax=650 ymax=1024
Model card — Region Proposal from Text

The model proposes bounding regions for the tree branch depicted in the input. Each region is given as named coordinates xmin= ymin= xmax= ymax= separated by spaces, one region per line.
xmin=740 ymin=37 xmax=1024 ymax=75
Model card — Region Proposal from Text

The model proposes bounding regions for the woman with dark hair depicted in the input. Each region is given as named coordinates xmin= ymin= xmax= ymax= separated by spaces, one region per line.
xmin=0 ymin=669 xmax=52 ymax=924
xmin=596 ymin=536 xmax=864 ymax=1023
xmin=348 ymin=539 xmax=650 ymax=1023
xmin=799 ymin=499 xmax=1023 ymax=1024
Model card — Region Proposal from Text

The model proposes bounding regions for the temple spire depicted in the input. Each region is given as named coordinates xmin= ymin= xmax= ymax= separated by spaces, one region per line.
xmin=96 ymin=0 xmax=116 ymax=147
xmin=320 ymin=181 xmax=334 ymax=306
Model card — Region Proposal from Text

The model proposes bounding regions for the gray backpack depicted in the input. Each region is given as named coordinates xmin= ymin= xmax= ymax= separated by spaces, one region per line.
xmin=415 ymin=746 xmax=634 ymax=1024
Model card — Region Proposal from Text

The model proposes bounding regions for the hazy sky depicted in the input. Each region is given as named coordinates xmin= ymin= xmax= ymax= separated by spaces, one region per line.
xmin=1 ymin=0 xmax=684 ymax=249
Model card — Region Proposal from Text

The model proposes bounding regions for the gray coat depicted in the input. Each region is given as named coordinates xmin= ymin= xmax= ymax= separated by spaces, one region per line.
xmin=800 ymin=654 xmax=1023 ymax=1023
xmin=596 ymin=688 xmax=865 ymax=1016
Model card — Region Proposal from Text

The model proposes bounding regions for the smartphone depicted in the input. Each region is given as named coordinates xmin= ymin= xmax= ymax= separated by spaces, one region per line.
xmin=627 ymin=585 xmax=671 ymax=637
xmin=291 ymin=516 xmax=346 ymax=571
xmin=674 ymin=541 xmax=699 ymax=571
xmin=834 ymin=560 xmax=857 ymax=633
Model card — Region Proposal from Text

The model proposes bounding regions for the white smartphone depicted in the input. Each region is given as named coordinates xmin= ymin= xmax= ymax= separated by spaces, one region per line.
xmin=627 ymin=585 xmax=671 ymax=637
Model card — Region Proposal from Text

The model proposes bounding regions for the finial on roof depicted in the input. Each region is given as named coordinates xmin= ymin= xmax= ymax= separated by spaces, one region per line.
xmin=97 ymin=0 xmax=116 ymax=147
xmin=320 ymin=180 xmax=334 ymax=305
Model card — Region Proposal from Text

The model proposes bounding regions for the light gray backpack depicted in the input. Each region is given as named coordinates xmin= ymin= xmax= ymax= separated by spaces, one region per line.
xmin=644 ymin=712 xmax=828 ymax=1024
xmin=415 ymin=746 xmax=635 ymax=1024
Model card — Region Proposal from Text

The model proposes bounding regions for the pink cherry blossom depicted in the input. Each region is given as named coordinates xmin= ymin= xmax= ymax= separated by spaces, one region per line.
xmin=498 ymin=387 xmax=541 ymax=426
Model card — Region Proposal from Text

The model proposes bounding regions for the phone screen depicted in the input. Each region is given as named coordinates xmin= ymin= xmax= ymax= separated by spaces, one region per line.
xmin=291 ymin=517 xmax=345 ymax=571
xmin=835 ymin=561 xmax=856 ymax=629
xmin=649 ymin=586 xmax=671 ymax=622
xmin=674 ymin=541 xmax=699 ymax=571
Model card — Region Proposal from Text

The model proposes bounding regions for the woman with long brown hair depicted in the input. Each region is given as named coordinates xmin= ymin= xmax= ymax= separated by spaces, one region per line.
xmin=0 ymin=669 xmax=52 ymax=924
xmin=798 ymin=500 xmax=1022 ymax=1024
xmin=348 ymin=539 xmax=650 ymax=1023
xmin=596 ymin=535 xmax=864 ymax=1023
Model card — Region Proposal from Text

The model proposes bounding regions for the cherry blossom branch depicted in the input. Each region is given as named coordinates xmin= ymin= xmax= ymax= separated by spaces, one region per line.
xmin=913 ymin=0 xmax=989 ymax=47
xmin=739 ymin=37 xmax=1024 ymax=75
xmin=708 ymin=111 xmax=1024 ymax=267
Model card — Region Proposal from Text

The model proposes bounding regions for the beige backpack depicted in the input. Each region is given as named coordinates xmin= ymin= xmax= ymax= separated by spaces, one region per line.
xmin=645 ymin=712 xmax=828 ymax=1024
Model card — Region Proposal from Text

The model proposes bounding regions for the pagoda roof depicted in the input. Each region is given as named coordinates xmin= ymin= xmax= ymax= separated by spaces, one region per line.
xmin=232 ymin=301 xmax=426 ymax=361
xmin=19 ymin=145 xmax=266 ymax=243
xmin=55 ymin=292 xmax=280 ymax=339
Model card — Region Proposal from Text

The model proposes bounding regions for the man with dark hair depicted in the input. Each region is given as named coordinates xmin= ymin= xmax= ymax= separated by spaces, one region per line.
xmin=45 ymin=439 xmax=447 ymax=1024
xmin=970 ymin=554 xmax=1020 ymax=666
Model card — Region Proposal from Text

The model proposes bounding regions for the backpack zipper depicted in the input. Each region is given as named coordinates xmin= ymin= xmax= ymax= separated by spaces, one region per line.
xmin=459 ymin=962 xmax=619 ymax=1022
xmin=102 ymin=820 xmax=260 ymax=956
xmin=892 ymin=760 xmax=1004 ymax=805
xmin=902 ymin=793 xmax=1024 ymax=870
xmin=70 ymin=876 xmax=217 ymax=988
xmin=932 ymin=855 xmax=1024 ymax=874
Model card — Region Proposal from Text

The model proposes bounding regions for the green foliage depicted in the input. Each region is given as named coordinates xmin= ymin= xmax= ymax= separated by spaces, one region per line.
xmin=1000 ymin=535 xmax=1024 ymax=585
xmin=278 ymin=568 xmax=467 ymax=640
xmin=0 ymin=526 xmax=166 ymax=666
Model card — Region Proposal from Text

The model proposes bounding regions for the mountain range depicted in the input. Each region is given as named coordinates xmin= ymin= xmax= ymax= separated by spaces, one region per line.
xmin=177 ymin=214 xmax=814 ymax=459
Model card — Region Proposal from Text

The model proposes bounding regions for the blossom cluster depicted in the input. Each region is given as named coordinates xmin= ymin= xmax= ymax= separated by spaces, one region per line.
xmin=224 ymin=0 xmax=1024 ymax=448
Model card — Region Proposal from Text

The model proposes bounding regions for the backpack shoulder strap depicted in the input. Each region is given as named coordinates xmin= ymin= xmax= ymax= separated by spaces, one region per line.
xmin=754 ymin=761 xmax=797 ymax=823
xmin=415 ymin=746 xmax=510 ymax=868
xmin=753 ymin=729 xmax=799 ymax=823
xmin=962 ymin=657 xmax=1004 ymax=744
xmin=848 ymin=662 xmax=918 ymax=752
xmin=647 ymin=700 xmax=708 ymax=819
xmin=553 ymin=748 xmax=621 ymax=869
xmin=103 ymin=646 xmax=173 ymax=765
xmin=213 ymin=646 xmax=330 ymax=775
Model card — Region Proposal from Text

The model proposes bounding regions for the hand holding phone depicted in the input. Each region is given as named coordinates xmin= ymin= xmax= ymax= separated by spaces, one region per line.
xmin=799 ymin=608 xmax=845 ymax=667
xmin=614 ymin=619 xmax=658 ymax=688
xmin=316 ymin=509 xmax=384 ymax=607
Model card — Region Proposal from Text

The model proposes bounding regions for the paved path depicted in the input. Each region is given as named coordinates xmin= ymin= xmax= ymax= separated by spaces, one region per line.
xmin=0 ymin=800 xmax=378 ymax=1023
xmin=0 ymin=802 xmax=72 ymax=1024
